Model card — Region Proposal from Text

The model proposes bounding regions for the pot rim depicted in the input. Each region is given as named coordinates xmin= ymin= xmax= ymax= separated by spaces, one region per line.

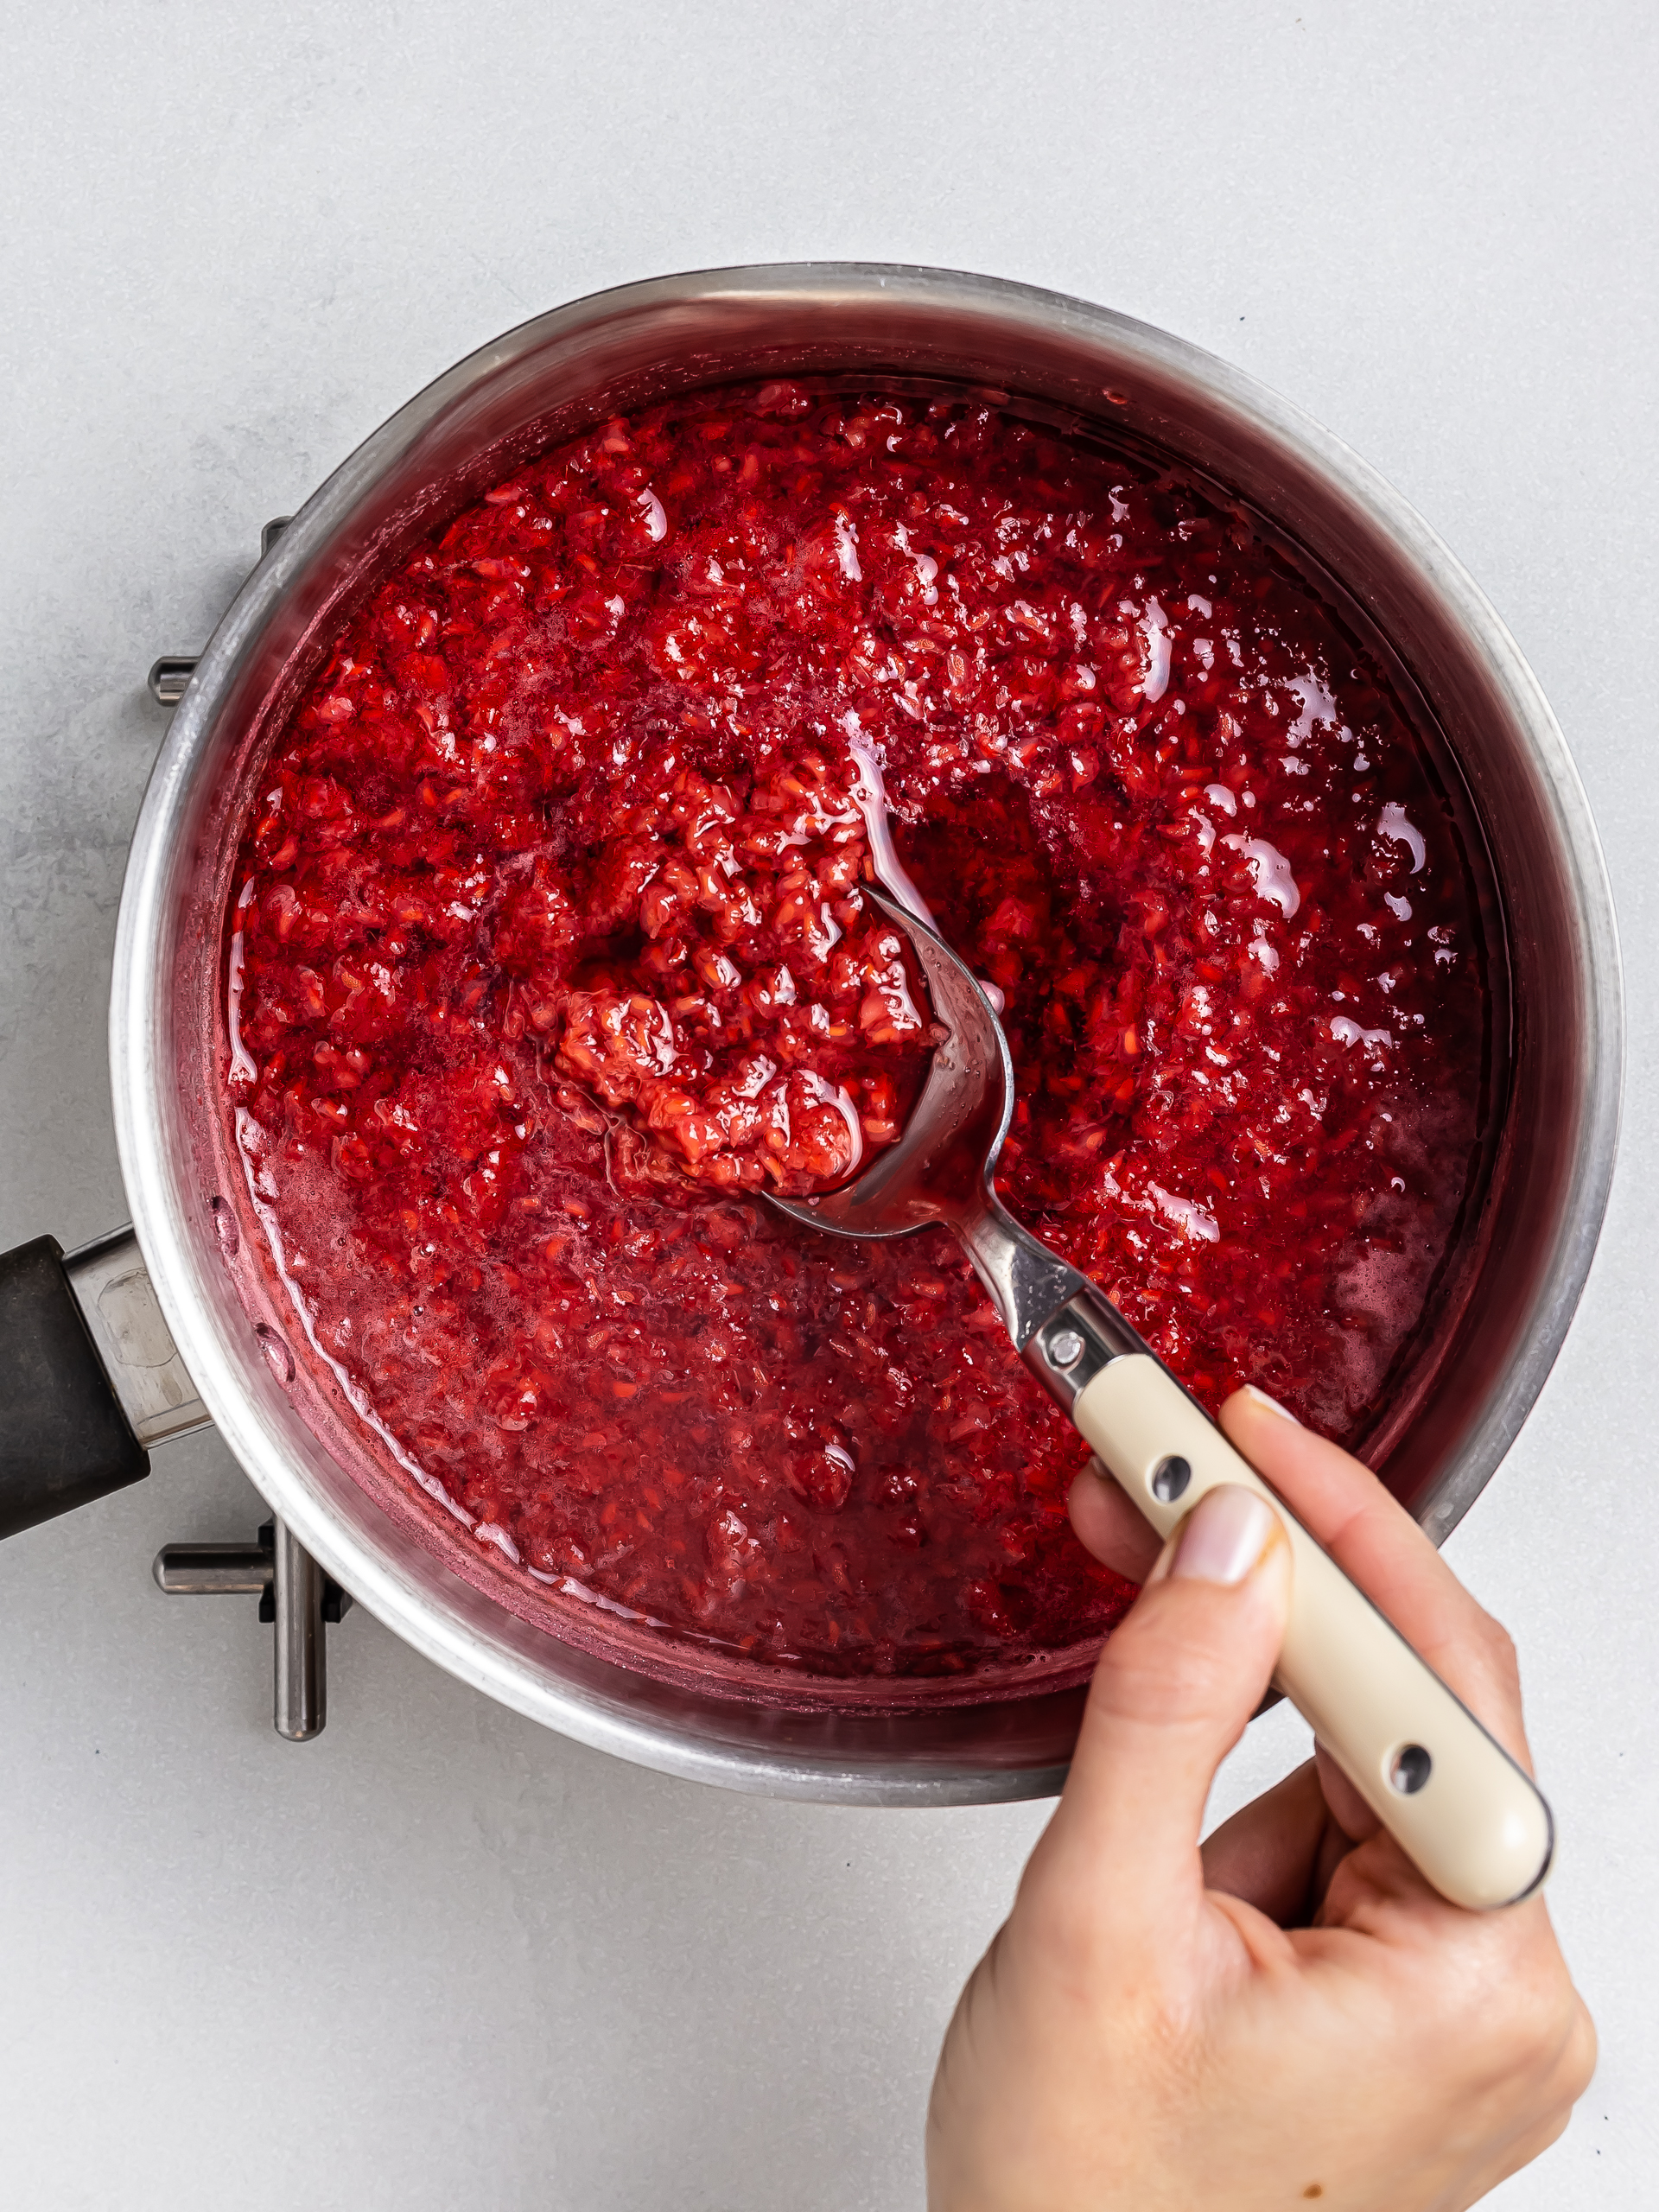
xmin=110 ymin=262 xmax=1624 ymax=1800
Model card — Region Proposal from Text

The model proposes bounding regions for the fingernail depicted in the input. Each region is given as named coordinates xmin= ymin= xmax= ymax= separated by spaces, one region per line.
xmin=1242 ymin=1382 xmax=1300 ymax=1424
xmin=1169 ymin=1484 xmax=1280 ymax=1586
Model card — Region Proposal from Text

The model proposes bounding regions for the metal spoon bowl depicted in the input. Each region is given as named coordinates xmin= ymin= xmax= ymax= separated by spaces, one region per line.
xmin=767 ymin=885 xmax=1142 ymax=1381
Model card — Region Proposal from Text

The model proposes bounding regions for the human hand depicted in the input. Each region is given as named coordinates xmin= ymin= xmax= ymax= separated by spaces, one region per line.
xmin=926 ymin=1388 xmax=1594 ymax=2211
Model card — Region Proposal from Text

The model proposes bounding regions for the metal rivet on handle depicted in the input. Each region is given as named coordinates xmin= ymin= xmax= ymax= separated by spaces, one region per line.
xmin=1151 ymin=1454 xmax=1192 ymax=1504
xmin=1389 ymin=1743 xmax=1433 ymax=1794
xmin=1046 ymin=1327 xmax=1085 ymax=1370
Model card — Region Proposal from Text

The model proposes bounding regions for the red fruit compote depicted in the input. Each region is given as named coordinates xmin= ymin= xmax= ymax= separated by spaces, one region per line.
xmin=219 ymin=378 xmax=1499 ymax=1703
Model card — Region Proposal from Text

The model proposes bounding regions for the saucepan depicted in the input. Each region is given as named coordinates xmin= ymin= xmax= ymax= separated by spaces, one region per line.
xmin=0 ymin=264 xmax=1621 ymax=1802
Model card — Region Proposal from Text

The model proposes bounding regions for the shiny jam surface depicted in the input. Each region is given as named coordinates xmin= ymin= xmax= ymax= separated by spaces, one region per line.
xmin=224 ymin=380 xmax=1492 ymax=1690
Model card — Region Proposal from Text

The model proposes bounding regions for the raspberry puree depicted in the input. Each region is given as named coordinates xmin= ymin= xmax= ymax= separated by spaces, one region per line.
xmin=223 ymin=379 xmax=1494 ymax=1691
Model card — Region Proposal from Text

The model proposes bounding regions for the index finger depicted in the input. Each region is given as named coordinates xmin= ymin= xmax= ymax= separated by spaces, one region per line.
xmin=1220 ymin=1385 xmax=1532 ymax=1768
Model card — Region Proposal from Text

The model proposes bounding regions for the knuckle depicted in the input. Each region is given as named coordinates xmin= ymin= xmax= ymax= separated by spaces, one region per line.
xmin=1447 ymin=1605 xmax=1523 ymax=1704
xmin=1477 ymin=1614 xmax=1522 ymax=1688
xmin=1097 ymin=1595 xmax=1254 ymax=1723
xmin=1485 ymin=1955 xmax=1588 ymax=2087
xmin=1418 ymin=1921 xmax=1585 ymax=2095
xmin=1434 ymin=1609 xmax=1527 ymax=1741
xmin=1559 ymin=1995 xmax=1599 ymax=2101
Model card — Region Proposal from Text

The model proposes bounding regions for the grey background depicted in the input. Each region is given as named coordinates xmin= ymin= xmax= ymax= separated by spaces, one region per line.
xmin=2 ymin=3 xmax=1654 ymax=2204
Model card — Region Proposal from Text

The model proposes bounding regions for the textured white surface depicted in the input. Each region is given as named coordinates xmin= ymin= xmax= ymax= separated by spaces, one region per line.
xmin=2 ymin=3 xmax=1654 ymax=2204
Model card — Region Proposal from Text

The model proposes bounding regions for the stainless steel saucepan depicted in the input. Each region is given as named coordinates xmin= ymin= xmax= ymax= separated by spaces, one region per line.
xmin=0 ymin=264 xmax=1621 ymax=1802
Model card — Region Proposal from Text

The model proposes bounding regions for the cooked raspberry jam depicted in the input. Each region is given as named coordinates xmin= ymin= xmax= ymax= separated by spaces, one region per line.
xmin=224 ymin=380 xmax=1492 ymax=1690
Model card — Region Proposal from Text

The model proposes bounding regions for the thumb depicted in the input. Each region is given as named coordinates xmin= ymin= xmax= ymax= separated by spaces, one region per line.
xmin=1040 ymin=1483 xmax=1292 ymax=1940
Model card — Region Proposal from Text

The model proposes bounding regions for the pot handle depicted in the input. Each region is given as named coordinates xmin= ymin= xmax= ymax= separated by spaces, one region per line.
xmin=0 ymin=1230 xmax=210 ymax=1538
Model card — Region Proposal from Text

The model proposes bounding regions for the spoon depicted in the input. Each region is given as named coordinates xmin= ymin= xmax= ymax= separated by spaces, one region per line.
xmin=769 ymin=885 xmax=1552 ymax=1911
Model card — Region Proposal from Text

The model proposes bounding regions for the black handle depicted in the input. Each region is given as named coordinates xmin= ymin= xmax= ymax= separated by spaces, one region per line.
xmin=0 ymin=1236 xmax=149 ymax=1538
